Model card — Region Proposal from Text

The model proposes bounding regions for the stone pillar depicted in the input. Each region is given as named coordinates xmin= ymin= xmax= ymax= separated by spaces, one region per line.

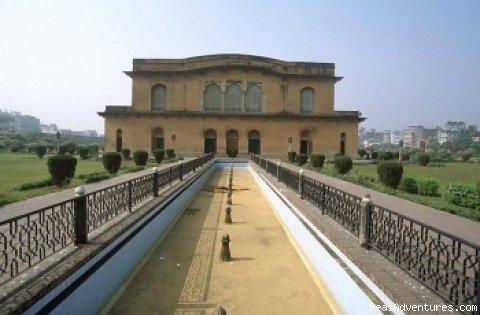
xmin=225 ymin=206 xmax=232 ymax=224
xmin=220 ymin=234 xmax=231 ymax=261
xmin=74 ymin=186 xmax=88 ymax=245
xmin=213 ymin=306 xmax=227 ymax=315
xmin=298 ymin=169 xmax=304 ymax=199
xmin=359 ymin=194 xmax=373 ymax=249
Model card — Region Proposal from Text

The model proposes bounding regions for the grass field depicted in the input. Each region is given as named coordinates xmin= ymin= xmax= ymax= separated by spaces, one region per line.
xmin=0 ymin=152 xmax=176 ymax=206
xmin=298 ymin=161 xmax=480 ymax=221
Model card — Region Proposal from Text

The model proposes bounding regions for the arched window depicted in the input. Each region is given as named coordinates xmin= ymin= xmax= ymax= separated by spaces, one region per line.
xmin=151 ymin=128 xmax=164 ymax=152
xmin=300 ymin=88 xmax=314 ymax=114
xmin=203 ymin=83 xmax=222 ymax=112
xmin=245 ymin=84 xmax=262 ymax=113
xmin=225 ymin=84 xmax=242 ymax=113
xmin=151 ymin=85 xmax=166 ymax=111
xmin=116 ymin=129 xmax=122 ymax=152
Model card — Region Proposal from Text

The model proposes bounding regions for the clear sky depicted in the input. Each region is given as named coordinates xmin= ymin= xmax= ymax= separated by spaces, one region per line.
xmin=1 ymin=0 xmax=479 ymax=134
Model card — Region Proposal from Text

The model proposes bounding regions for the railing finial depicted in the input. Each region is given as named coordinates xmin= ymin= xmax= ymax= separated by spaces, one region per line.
xmin=74 ymin=185 xmax=85 ymax=197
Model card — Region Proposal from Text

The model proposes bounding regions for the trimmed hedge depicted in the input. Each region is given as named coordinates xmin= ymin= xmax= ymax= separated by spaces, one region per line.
xmin=153 ymin=149 xmax=165 ymax=164
xmin=417 ymin=153 xmax=431 ymax=166
xmin=133 ymin=150 xmax=149 ymax=166
xmin=310 ymin=154 xmax=325 ymax=168
xmin=121 ymin=148 xmax=131 ymax=161
xmin=102 ymin=152 xmax=122 ymax=174
xmin=14 ymin=178 xmax=52 ymax=191
xmin=287 ymin=151 xmax=296 ymax=163
xmin=295 ymin=153 xmax=308 ymax=166
xmin=166 ymin=149 xmax=175 ymax=159
xmin=78 ymin=146 xmax=89 ymax=160
xmin=417 ymin=178 xmax=439 ymax=196
xmin=47 ymin=155 xmax=77 ymax=186
xmin=35 ymin=145 xmax=47 ymax=159
xmin=377 ymin=161 xmax=403 ymax=189
xmin=79 ymin=172 xmax=111 ymax=184
xmin=477 ymin=181 xmax=480 ymax=199
xmin=333 ymin=155 xmax=353 ymax=174
xmin=399 ymin=177 xmax=418 ymax=194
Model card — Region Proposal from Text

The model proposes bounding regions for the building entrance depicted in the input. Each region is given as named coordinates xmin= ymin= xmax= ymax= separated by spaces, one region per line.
xmin=248 ymin=130 xmax=261 ymax=155
xmin=226 ymin=129 xmax=239 ymax=157
xmin=204 ymin=129 xmax=217 ymax=154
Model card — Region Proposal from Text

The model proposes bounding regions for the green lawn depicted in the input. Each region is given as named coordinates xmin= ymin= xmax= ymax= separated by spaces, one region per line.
xmin=298 ymin=161 xmax=480 ymax=221
xmin=0 ymin=152 xmax=177 ymax=206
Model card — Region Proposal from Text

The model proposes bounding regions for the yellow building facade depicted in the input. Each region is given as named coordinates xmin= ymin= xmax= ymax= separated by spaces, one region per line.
xmin=99 ymin=54 xmax=364 ymax=158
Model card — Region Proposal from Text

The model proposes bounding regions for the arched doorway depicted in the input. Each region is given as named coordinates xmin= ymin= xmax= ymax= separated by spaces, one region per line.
xmin=151 ymin=128 xmax=164 ymax=152
xmin=248 ymin=130 xmax=261 ymax=155
xmin=204 ymin=129 xmax=217 ymax=154
xmin=300 ymin=130 xmax=312 ymax=154
xmin=226 ymin=129 xmax=239 ymax=157
xmin=340 ymin=133 xmax=346 ymax=155
xmin=116 ymin=129 xmax=122 ymax=152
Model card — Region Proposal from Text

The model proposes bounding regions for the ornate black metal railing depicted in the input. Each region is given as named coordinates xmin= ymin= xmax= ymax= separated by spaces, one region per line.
xmin=0 ymin=154 xmax=214 ymax=286
xmin=250 ymin=154 xmax=480 ymax=314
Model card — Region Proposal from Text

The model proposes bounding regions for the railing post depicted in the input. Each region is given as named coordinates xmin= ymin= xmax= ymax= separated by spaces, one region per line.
xmin=320 ymin=183 xmax=326 ymax=215
xmin=74 ymin=186 xmax=88 ymax=245
xmin=128 ymin=180 xmax=133 ymax=211
xmin=152 ymin=167 xmax=159 ymax=197
xmin=359 ymin=194 xmax=372 ymax=249
xmin=265 ymin=160 xmax=269 ymax=173
xmin=298 ymin=169 xmax=304 ymax=199
xmin=179 ymin=161 xmax=183 ymax=181
xmin=277 ymin=162 xmax=281 ymax=181
xmin=169 ymin=167 xmax=172 ymax=186
xmin=193 ymin=159 xmax=196 ymax=172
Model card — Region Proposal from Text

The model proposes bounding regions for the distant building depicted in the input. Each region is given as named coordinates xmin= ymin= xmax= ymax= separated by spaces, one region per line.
xmin=0 ymin=110 xmax=40 ymax=133
xmin=41 ymin=124 xmax=58 ymax=134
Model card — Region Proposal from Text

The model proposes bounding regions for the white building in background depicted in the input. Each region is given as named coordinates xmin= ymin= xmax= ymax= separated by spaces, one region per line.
xmin=41 ymin=124 xmax=58 ymax=134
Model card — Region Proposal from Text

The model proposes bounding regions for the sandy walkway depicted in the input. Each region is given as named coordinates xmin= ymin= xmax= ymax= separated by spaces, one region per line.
xmin=107 ymin=168 xmax=332 ymax=314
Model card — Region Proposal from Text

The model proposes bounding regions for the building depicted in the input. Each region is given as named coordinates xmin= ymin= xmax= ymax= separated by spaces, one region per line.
xmin=41 ymin=123 xmax=58 ymax=134
xmin=401 ymin=125 xmax=438 ymax=148
xmin=99 ymin=54 xmax=364 ymax=157
xmin=0 ymin=110 xmax=40 ymax=133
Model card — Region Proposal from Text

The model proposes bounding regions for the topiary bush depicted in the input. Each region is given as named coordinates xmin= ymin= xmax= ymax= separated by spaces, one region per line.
xmin=88 ymin=144 xmax=100 ymax=159
xmin=417 ymin=153 xmax=431 ymax=166
xmin=153 ymin=149 xmax=165 ymax=164
xmin=58 ymin=144 xmax=68 ymax=155
xmin=334 ymin=155 xmax=353 ymax=174
xmin=310 ymin=154 xmax=325 ymax=168
xmin=399 ymin=177 xmax=418 ymax=194
xmin=377 ymin=161 xmax=403 ymax=189
xmin=357 ymin=148 xmax=367 ymax=159
xmin=371 ymin=151 xmax=378 ymax=160
xmin=417 ymin=178 xmax=439 ymax=196
xmin=287 ymin=151 xmax=296 ymax=163
xmin=295 ymin=153 xmax=308 ymax=166
xmin=121 ymin=148 xmax=131 ymax=161
xmin=78 ymin=146 xmax=89 ymax=160
xmin=166 ymin=149 xmax=175 ymax=159
xmin=102 ymin=152 xmax=122 ymax=174
xmin=133 ymin=150 xmax=149 ymax=166
xmin=461 ymin=151 xmax=473 ymax=162
xmin=10 ymin=145 xmax=21 ymax=153
xmin=444 ymin=184 xmax=479 ymax=209
xmin=35 ymin=145 xmax=47 ymax=159
xmin=47 ymin=155 xmax=77 ymax=186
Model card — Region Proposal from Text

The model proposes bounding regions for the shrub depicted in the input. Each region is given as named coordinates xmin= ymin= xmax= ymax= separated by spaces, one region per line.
xmin=121 ymin=148 xmax=131 ymax=161
xmin=334 ymin=153 xmax=343 ymax=157
xmin=88 ymin=144 xmax=100 ymax=159
xmin=427 ymin=163 xmax=445 ymax=167
xmin=10 ymin=145 xmax=21 ymax=153
xmin=166 ymin=149 xmax=175 ymax=159
xmin=377 ymin=161 xmax=403 ymax=189
xmin=47 ymin=144 xmax=55 ymax=152
xmin=417 ymin=153 xmax=431 ymax=166
xmin=287 ymin=151 xmax=297 ymax=163
xmin=295 ymin=153 xmax=308 ymax=166
xmin=444 ymin=184 xmax=480 ymax=209
xmin=127 ymin=166 xmax=144 ymax=173
xmin=309 ymin=154 xmax=325 ymax=168
xmin=78 ymin=146 xmax=89 ymax=160
xmin=0 ymin=194 xmax=10 ymax=207
xmin=47 ymin=155 xmax=77 ymax=186
xmin=102 ymin=152 xmax=122 ymax=174
xmin=417 ymin=178 xmax=439 ymax=196
xmin=378 ymin=152 xmax=394 ymax=161
xmin=133 ymin=150 xmax=149 ymax=166
xmin=399 ymin=177 xmax=418 ymax=194
xmin=355 ymin=175 xmax=375 ymax=187
xmin=13 ymin=178 xmax=52 ymax=191
xmin=58 ymin=144 xmax=68 ymax=155
xmin=477 ymin=181 xmax=480 ymax=199
xmin=401 ymin=151 xmax=411 ymax=162
xmin=371 ymin=152 xmax=378 ymax=160
xmin=35 ymin=145 xmax=47 ymax=159
xmin=153 ymin=149 xmax=165 ymax=164
xmin=80 ymin=172 xmax=111 ymax=183
xmin=357 ymin=148 xmax=367 ymax=159
xmin=334 ymin=155 xmax=353 ymax=174
xmin=461 ymin=151 xmax=473 ymax=162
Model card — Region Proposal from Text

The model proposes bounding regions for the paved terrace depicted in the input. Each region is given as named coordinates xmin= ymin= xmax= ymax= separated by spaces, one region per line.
xmin=105 ymin=168 xmax=333 ymax=314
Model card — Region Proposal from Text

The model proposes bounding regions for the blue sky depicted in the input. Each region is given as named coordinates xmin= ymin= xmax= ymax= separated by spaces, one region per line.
xmin=0 ymin=0 xmax=479 ymax=133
